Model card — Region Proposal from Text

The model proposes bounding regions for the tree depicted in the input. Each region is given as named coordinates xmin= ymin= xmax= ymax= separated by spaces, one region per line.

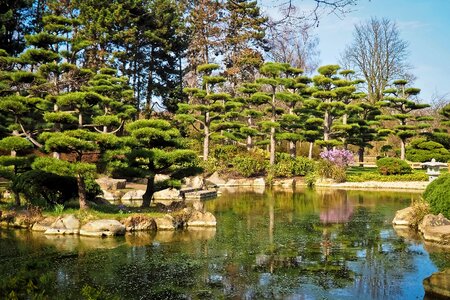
xmin=177 ymin=63 xmax=234 ymax=161
xmin=380 ymin=80 xmax=431 ymax=160
xmin=256 ymin=62 xmax=288 ymax=165
xmin=115 ymin=119 xmax=199 ymax=208
xmin=0 ymin=136 xmax=34 ymax=206
xmin=0 ymin=0 xmax=34 ymax=56
xmin=341 ymin=18 xmax=411 ymax=104
xmin=35 ymin=129 xmax=104 ymax=209
xmin=311 ymin=65 xmax=356 ymax=149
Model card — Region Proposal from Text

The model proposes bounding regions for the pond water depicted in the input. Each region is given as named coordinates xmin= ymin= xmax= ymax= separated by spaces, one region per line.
xmin=1 ymin=187 xmax=449 ymax=299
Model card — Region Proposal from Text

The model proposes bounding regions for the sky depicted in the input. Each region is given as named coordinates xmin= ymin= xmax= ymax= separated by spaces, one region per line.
xmin=261 ymin=0 xmax=450 ymax=103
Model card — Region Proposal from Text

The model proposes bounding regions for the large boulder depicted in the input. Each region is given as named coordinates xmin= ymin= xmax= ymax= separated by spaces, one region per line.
xmin=272 ymin=178 xmax=295 ymax=187
xmin=122 ymin=215 xmax=156 ymax=232
xmin=423 ymin=268 xmax=450 ymax=298
xmin=96 ymin=178 xmax=127 ymax=191
xmin=45 ymin=215 xmax=80 ymax=235
xmin=154 ymin=214 xmax=177 ymax=230
xmin=32 ymin=217 xmax=56 ymax=232
xmin=153 ymin=188 xmax=182 ymax=201
xmin=419 ymin=213 xmax=450 ymax=233
xmin=80 ymin=219 xmax=126 ymax=237
xmin=186 ymin=210 xmax=216 ymax=227
xmin=184 ymin=176 xmax=205 ymax=189
xmin=418 ymin=214 xmax=450 ymax=244
xmin=392 ymin=206 xmax=427 ymax=227
xmin=206 ymin=172 xmax=226 ymax=186
xmin=122 ymin=189 xmax=145 ymax=201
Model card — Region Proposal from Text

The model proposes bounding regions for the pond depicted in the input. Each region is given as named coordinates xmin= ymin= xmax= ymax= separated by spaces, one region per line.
xmin=1 ymin=187 xmax=449 ymax=299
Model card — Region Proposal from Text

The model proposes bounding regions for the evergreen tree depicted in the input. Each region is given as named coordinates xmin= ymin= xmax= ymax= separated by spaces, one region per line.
xmin=113 ymin=119 xmax=199 ymax=207
xmin=176 ymin=63 xmax=233 ymax=161
xmin=380 ymin=80 xmax=431 ymax=160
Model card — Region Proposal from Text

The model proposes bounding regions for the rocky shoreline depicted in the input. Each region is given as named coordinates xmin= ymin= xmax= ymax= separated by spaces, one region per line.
xmin=0 ymin=201 xmax=216 ymax=237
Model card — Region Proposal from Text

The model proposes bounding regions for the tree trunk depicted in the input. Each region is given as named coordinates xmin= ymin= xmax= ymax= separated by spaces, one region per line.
xmin=246 ymin=116 xmax=253 ymax=151
xmin=323 ymin=109 xmax=330 ymax=141
xmin=142 ymin=173 xmax=155 ymax=208
xmin=289 ymin=141 xmax=296 ymax=158
xmin=203 ymin=112 xmax=210 ymax=161
xmin=308 ymin=142 xmax=314 ymax=159
xmin=358 ymin=147 xmax=364 ymax=167
xmin=270 ymin=126 xmax=276 ymax=165
xmin=400 ymin=139 xmax=406 ymax=160
xmin=76 ymin=175 xmax=89 ymax=210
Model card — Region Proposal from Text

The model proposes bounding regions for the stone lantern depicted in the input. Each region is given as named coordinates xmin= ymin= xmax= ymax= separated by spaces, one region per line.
xmin=421 ymin=158 xmax=447 ymax=182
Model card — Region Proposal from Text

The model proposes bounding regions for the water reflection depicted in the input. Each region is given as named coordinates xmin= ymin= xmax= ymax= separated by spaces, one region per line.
xmin=1 ymin=188 xmax=448 ymax=299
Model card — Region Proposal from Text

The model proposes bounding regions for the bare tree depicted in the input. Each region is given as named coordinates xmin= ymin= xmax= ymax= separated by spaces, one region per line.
xmin=340 ymin=18 xmax=411 ymax=104
xmin=266 ymin=23 xmax=320 ymax=73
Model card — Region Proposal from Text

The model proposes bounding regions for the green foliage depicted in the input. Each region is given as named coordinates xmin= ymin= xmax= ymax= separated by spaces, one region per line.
xmin=0 ymin=136 xmax=33 ymax=152
xmin=12 ymin=170 xmax=78 ymax=207
xmin=317 ymin=160 xmax=346 ymax=182
xmin=376 ymin=157 xmax=412 ymax=175
xmin=232 ymin=153 xmax=267 ymax=177
xmin=406 ymin=138 xmax=450 ymax=162
xmin=423 ymin=173 xmax=450 ymax=218
xmin=269 ymin=155 xmax=316 ymax=178
xmin=347 ymin=171 xmax=428 ymax=182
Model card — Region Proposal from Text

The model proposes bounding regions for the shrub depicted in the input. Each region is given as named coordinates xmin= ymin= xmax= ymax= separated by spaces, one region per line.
xmin=232 ymin=153 xmax=266 ymax=177
xmin=316 ymin=160 xmax=347 ymax=183
xmin=11 ymin=170 xmax=101 ymax=207
xmin=423 ymin=173 xmax=450 ymax=218
xmin=292 ymin=156 xmax=316 ymax=176
xmin=376 ymin=157 xmax=412 ymax=175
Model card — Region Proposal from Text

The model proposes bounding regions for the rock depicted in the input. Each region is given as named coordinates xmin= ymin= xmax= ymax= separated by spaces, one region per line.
xmin=101 ymin=190 xmax=123 ymax=201
xmin=206 ymin=172 xmax=226 ymax=186
xmin=32 ymin=217 xmax=56 ymax=232
xmin=122 ymin=215 xmax=156 ymax=231
xmin=225 ymin=178 xmax=254 ymax=186
xmin=187 ymin=211 xmax=216 ymax=227
xmin=421 ymin=225 xmax=450 ymax=244
xmin=45 ymin=215 xmax=80 ymax=235
xmin=155 ymin=214 xmax=177 ymax=230
xmin=122 ymin=189 xmax=145 ymax=201
xmin=272 ymin=178 xmax=295 ymax=187
xmin=155 ymin=174 xmax=170 ymax=183
xmin=424 ymin=268 xmax=450 ymax=298
xmin=80 ymin=219 xmax=126 ymax=237
xmin=419 ymin=214 xmax=450 ymax=233
xmin=253 ymin=178 xmax=265 ymax=186
xmin=192 ymin=200 xmax=205 ymax=213
xmin=392 ymin=206 xmax=421 ymax=227
xmin=184 ymin=176 xmax=205 ymax=189
xmin=153 ymin=188 xmax=182 ymax=200
xmin=95 ymin=178 xmax=127 ymax=191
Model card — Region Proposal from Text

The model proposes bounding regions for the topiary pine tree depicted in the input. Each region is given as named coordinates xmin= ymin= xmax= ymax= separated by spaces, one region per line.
xmin=0 ymin=136 xmax=34 ymax=206
xmin=35 ymin=129 xmax=105 ymax=210
xmin=380 ymin=80 xmax=431 ymax=160
xmin=312 ymin=65 xmax=359 ymax=150
xmin=111 ymin=119 xmax=199 ymax=208
xmin=176 ymin=63 xmax=233 ymax=161
xmin=256 ymin=62 xmax=289 ymax=165
xmin=277 ymin=67 xmax=311 ymax=157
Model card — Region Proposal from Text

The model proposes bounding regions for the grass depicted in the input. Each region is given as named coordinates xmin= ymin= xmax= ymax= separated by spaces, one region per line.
xmin=0 ymin=198 xmax=165 ymax=224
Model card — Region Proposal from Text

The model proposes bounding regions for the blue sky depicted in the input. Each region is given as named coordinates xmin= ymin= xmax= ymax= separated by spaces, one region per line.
xmin=263 ymin=0 xmax=450 ymax=103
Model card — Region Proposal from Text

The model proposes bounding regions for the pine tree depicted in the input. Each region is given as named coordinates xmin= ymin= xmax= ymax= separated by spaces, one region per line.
xmin=176 ymin=63 xmax=233 ymax=161
xmin=114 ymin=119 xmax=199 ymax=207
xmin=380 ymin=80 xmax=431 ymax=160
